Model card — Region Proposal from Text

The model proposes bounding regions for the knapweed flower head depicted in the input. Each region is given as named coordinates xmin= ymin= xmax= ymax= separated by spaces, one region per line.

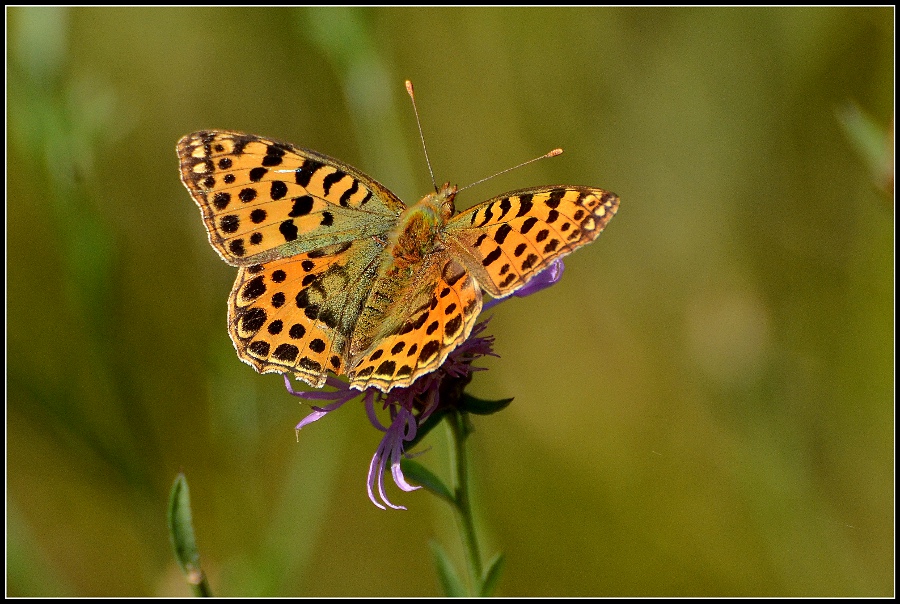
xmin=286 ymin=259 xmax=564 ymax=510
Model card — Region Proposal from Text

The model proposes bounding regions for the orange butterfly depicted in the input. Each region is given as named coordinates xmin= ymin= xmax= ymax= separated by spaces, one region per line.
xmin=178 ymin=130 xmax=618 ymax=392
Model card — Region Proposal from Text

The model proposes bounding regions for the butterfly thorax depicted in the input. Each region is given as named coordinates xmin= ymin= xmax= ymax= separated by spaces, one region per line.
xmin=388 ymin=183 xmax=457 ymax=269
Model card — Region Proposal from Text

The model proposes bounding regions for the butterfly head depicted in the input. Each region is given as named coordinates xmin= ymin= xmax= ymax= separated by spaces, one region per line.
xmin=427 ymin=182 xmax=458 ymax=221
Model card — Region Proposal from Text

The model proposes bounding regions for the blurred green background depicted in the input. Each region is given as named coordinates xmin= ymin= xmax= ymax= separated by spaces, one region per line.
xmin=6 ymin=7 xmax=893 ymax=597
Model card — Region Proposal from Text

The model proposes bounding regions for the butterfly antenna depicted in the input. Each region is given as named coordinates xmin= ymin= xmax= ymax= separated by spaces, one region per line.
xmin=457 ymin=148 xmax=563 ymax=193
xmin=405 ymin=80 xmax=439 ymax=192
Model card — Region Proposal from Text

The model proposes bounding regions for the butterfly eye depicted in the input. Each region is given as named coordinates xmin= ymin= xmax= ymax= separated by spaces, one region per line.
xmin=441 ymin=199 xmax=455 ymax=219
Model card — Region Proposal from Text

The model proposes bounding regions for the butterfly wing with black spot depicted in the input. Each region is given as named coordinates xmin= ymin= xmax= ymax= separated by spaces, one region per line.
xmin=178 ymin=130 xmax=405 ymax=267
xmin=346 ymin=255 xmax=482 ymax=392
xmin=446 ymin=186 xmax=619 ymax=298
xmin=229 ymin=238 xmax=387 ymax=387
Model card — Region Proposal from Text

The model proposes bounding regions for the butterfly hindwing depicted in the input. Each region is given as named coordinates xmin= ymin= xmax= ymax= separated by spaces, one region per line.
xmin=447 ymin=186 xmax=619 ymax=298
xmin=347 ymin=256 xmax=483 ymax=391
xmin=178 ymin=131 xmax=405 ymax=266
xmin=228 ymin=238 xmax=386 ymax=387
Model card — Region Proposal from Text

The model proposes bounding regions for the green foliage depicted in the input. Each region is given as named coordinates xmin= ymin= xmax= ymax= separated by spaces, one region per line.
xmin=6 ymin=6 xmax=893 ymax=597
xmin=429 ymin=541 xmax=467 ymax=597
xmin=167 ymin=474 xmax=212 ymax=597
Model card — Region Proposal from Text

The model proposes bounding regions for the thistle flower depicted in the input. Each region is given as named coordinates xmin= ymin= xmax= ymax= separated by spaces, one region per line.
xmin=287 ymin=259 xmax=564 ymax=509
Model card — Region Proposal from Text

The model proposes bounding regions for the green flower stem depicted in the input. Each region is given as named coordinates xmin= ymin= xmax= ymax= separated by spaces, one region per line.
xmin=447 ymin=409 xmax=483 ymax=595
xmin=187 ymin=570 xmax=213 ymax=598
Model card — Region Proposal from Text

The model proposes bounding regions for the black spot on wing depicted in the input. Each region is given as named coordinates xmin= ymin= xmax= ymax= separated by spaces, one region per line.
xmin=476 ymin=203 xmax=494 ymax=227
xmin=272 ymin=344 xmax=299 ymax=362
xmin=498 ymin=197 xmax=512 ymax=220
xmin=482 ymin=247 xmax=502 ymax=267
xmin=494 ymin=223 xmax=512 ymax=244
xmin=229 ymin=239 xmax=246 ymax=257
xmin=339 ymin=179 xmax=358 ymax=207
xmin=270 ymin=181 xmax=288 ymax=200
xmin=241 ymin=276 xmax=266 ymax=301
xmin=220 ymin=215 xmax=239 ymax=233
xmin=545 ymin=188 xmax=565 ymax=208
xmin=240 ymin=307 xmax=267 ymax=333
xmin=213 ymin=192 xmax=231 ymax=210
xmin=298 ymin=357 xmax=322 ymax=373
xmin=280 ymin=220 xmax=298 ymax=242
xmin=248 ymin=340 xmax=270 ymax=357
xmin=445 ymin=314 xmax=462 ymax=337
xmin=322 ymin=170 xmax=345 ymax=196
xmin=295 ymin=158 xmax=322 ymax=187
xmin=419 ymin=340 xmax=441 ymax=364
xmin=516 ymin=194 xmax=533 ymax=217
xmin=520 ymin=216 xmax=538 ymax=234
xmin=376 ymin=360 xmax=396 ymax=376
xmin=287 ymin=195 xmax=312 ymax=217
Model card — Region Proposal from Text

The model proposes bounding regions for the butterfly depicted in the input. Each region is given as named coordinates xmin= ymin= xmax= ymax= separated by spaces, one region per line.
xmin=178 ymin=130 xmax=618 ymax=392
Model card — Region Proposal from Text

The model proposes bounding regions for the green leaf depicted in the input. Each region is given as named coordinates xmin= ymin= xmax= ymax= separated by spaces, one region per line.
xmin=480 ymin=552 xmax=506 ymax=596
xmin=167 ymin=473 xmax=212 ymax=596
xmin=458 ymin=392 xmax=514 ymax=415
xmin=836 ymin=103 xmax=892 ymax=189
xmin=168 ymin=474 xmax=199 ymax=573
xmin=429 ymin=540 xmax=467 ymax=597
xmin=400 ymin=459 xmax=455 ymax=505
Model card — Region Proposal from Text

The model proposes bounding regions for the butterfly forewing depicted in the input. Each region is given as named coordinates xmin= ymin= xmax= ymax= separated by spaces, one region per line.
xmin=178 ymin=131 xmax=404 ymax=266
xmin=447 ymin=186 xmax=619 ymax=298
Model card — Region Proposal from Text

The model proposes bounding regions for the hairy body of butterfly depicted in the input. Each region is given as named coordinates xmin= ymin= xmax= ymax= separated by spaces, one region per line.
xmin=178 ymin=130 xmax=619 ymax=392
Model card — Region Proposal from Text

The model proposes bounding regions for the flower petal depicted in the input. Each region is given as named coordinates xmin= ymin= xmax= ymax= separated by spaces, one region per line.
xmin=481 ymin=258 xmax=565 ymax=312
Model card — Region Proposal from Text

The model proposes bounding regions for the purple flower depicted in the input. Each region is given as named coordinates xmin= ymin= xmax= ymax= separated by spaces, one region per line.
xmin=287 ymin=260 xmax=563 ymax=509
xmin=287 ymin=321 xmax=497 ymax=509
xmin=481 ymin=258 xmax=564 ymax=312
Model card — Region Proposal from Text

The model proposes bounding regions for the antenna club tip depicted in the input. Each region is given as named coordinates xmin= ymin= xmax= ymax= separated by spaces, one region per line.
xmin=548 ymin=148 xmax=563 ymax=157
xmin=405 ymin=80 xmax=414 ymax=94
